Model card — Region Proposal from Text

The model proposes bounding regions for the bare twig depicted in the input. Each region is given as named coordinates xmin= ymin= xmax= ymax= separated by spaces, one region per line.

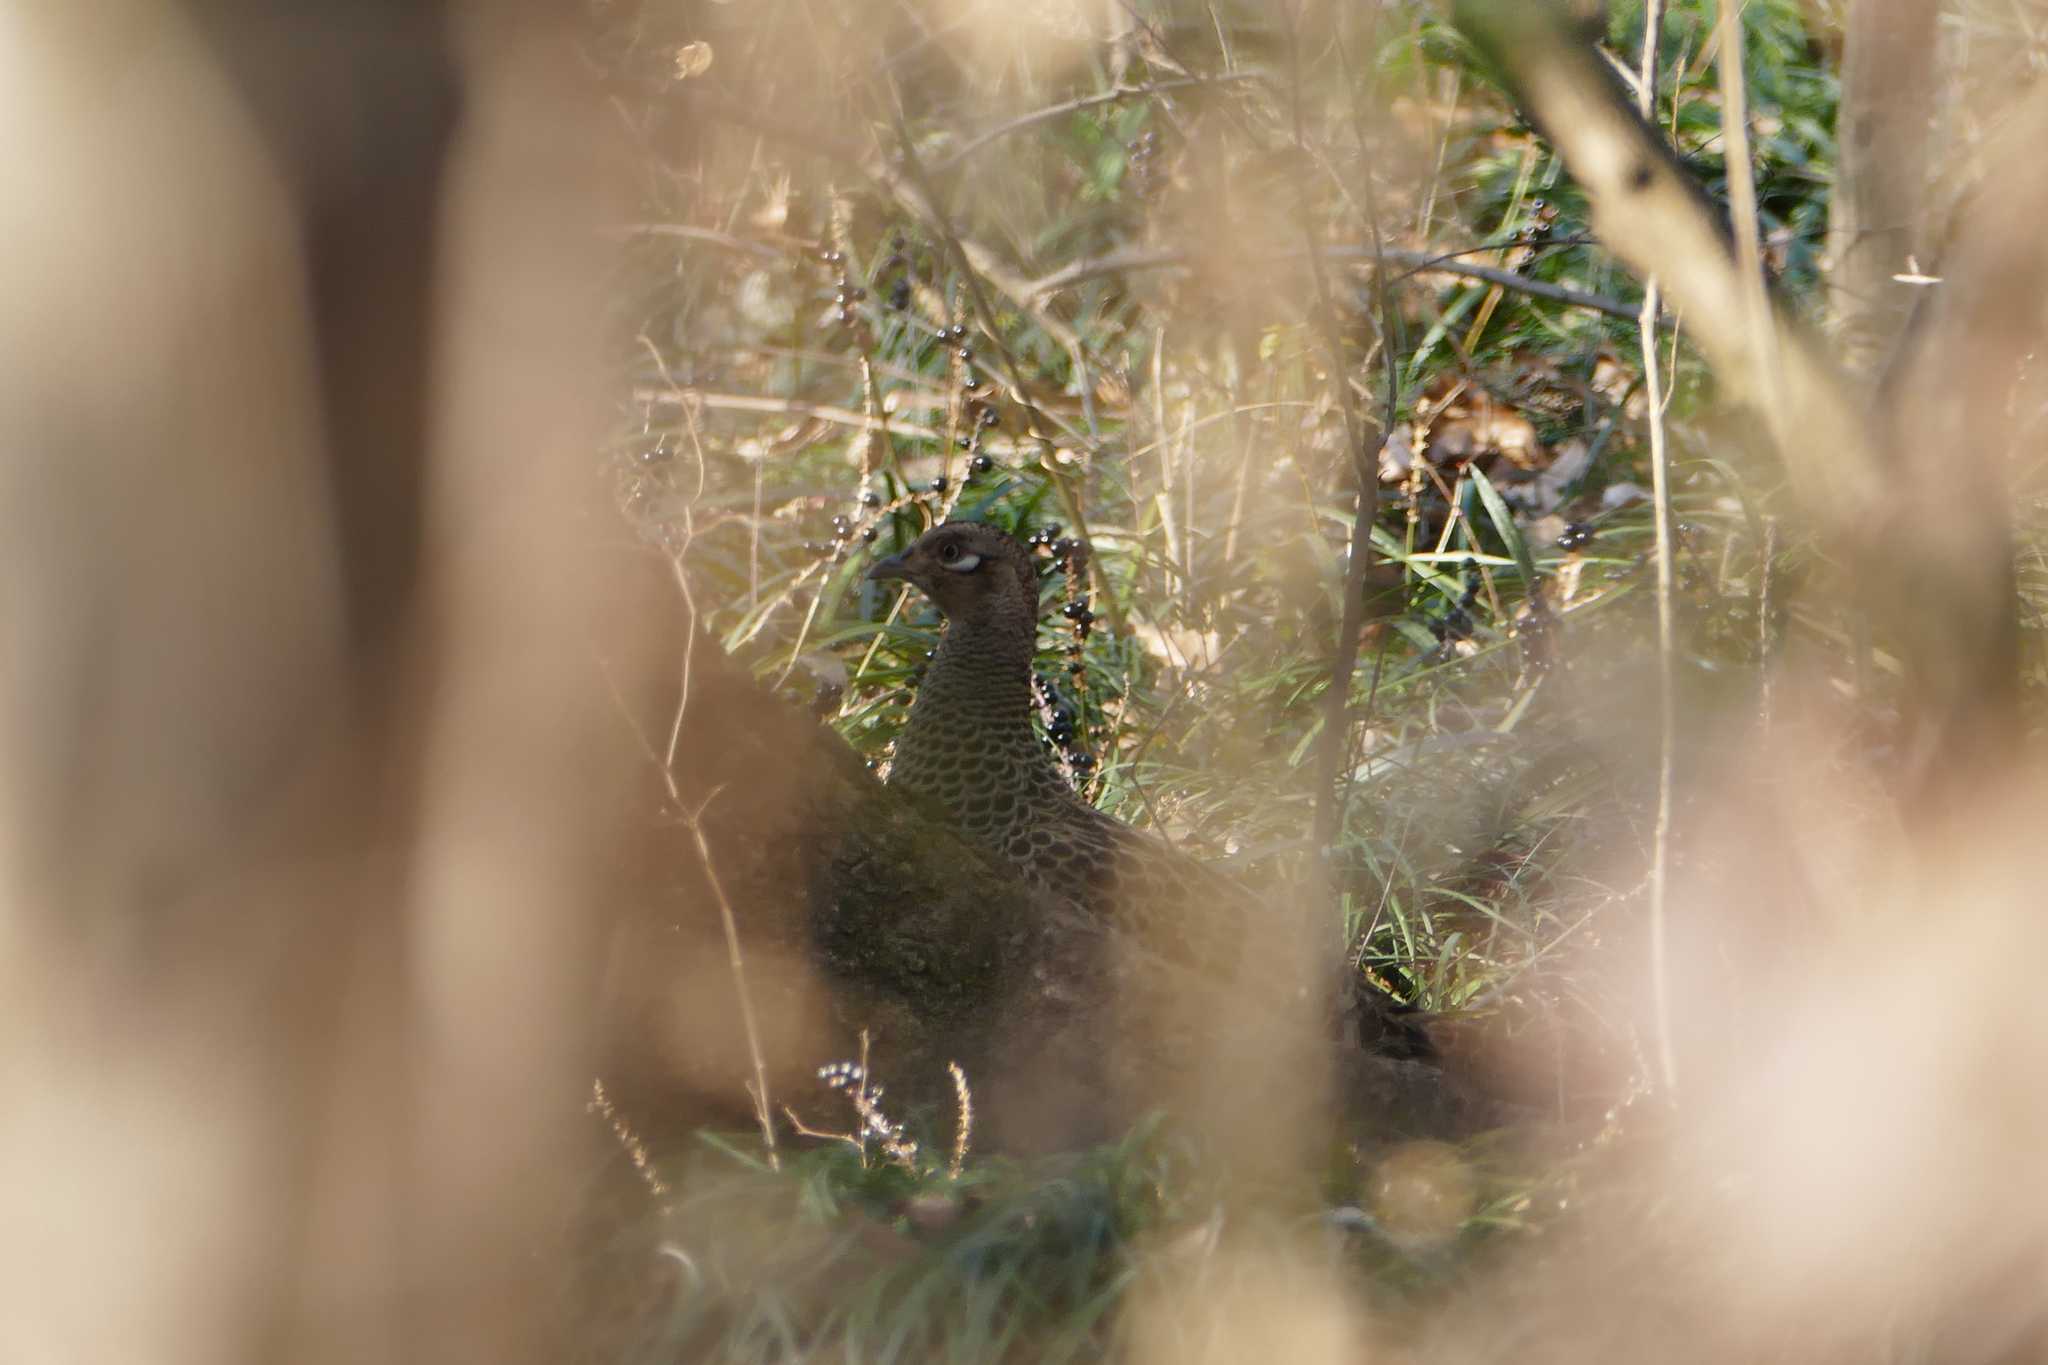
xmin=667 ymin=401 xmax=713 ymax=784
xmin=619 ymin=222 xmax=790 ymax=261
xmin=632 ymin=388 xmax=945 ymax=444
xmin=1758 ymin=515 xmax=1778 ymax=730
xmin=1637 ymin=0 xmax=1681 ymax=1096
xmin=934 ymin=71 xmax=1267 ymax=170
xmin=1715 ymin=0 xmax=1780 ymax=415
xmin=683 ymin=787 xmax=780 ymax=1170
xmin=1026 ymin=241 xmax=1638 ymax=318
xmin=781 ymin=1033 xmax=879 ymax=1164
xmin=1328 ymin=12 xmax=1411 ymax=860
xmin=781 ymin=1104 xmax=865 ymax=1156
xmin=1305 ymin=2 xmax=1400 ymax=863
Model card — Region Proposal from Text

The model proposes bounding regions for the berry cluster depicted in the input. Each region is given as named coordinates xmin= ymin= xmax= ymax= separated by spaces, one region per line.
xmin=804 ymin=233 xmax=1015 ymax=564
xmin=1555 ymin=520 xmax=1594 ymax=551
xmin=1033 ymin=671 xmax=1096 ymax=779
xmin=873 ymin=231 xmax=915 ymax=312
xmin=940 ymin=322 xmax=1004 ymax=474
xmin=1024 ymin=525 xmax=1098 ymax=783
xmin=814 ymin=1059 xmax=917 ymax=1165
xmin=828 ymin=509 xmax=879 ymax=546
xmin=1026 ymin=525 xmax=1086 ymax=566
xmin=1518 ymin=196 xmax=1560 ymax=246
xmin=1128 ymin=127 xmax=1165 ymax=200
xmin=920 ymin=328 xmax=994 ymax=499
xmin=1515 ymin=583 xmax=1556 ymax=675
xmin=614 ymin=415 xmax=686 ymax=533
xmin=818 ymin=247 xmax=866 ymax=331
xmin=905 ymin=647 xmax=933 ymax=698
xmin=818 ymin=1060 xmax=865 ymax=1090
xmin=1431 ymin=561 xmax=1485 ymax=646
xmin=803 ymin=495 xmax=891 ymax=558
xmin=1027 ymin=527 xmax=1092 ymax=663
xmin=801 ymin=450 xmax=1008 ymax=563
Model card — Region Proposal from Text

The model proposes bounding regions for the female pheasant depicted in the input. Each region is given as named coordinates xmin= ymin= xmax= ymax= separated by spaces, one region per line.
xmin=866 ymin=521 xmax=1431 ymax=1061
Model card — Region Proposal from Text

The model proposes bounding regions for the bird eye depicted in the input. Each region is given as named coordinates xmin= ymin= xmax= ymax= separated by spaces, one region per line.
xmin=936 ymin=540 xmax=981 ymax=574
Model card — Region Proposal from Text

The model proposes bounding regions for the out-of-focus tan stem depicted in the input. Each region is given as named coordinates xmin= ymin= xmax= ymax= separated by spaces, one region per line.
xmin=1637 ymin=0 xmax=1680 ymax=1095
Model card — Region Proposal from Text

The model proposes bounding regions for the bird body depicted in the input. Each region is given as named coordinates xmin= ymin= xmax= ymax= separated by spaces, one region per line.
xmin=873 ymin=527 xmax=1180 ymax=922
xmin=867 ymin=523 xmax=1431 ymax=1066
xmin=873 ymin=530 xmax=1094 ymax=894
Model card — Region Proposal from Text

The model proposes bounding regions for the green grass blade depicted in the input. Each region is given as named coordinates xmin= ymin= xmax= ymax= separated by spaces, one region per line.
xmin=1471 ymin=463 xmax=1536 ymax=585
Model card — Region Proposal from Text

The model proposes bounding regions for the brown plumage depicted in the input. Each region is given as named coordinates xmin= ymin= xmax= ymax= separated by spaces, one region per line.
xmin=866 ymin=522 xmax=1432 ymax=1063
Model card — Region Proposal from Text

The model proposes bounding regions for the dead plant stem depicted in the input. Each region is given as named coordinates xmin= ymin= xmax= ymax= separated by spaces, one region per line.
xmin=1758 ymin=516 xmax=1777 ymax=729
xmin=661 ymin=422 xmax=778 ymax=1162
xmin=1028 ymin=241 xmax=1636 ymax=318
xmin=1640 ymin=0 xmax=1682 ymax=1095
xmin=935 ymin=71 xmax=1265 ymax=170
xmin=1715 ymin=0 xmax=1781 ymax=414
xmin=1299 ymin=2 xmax=1397 ymax=861
xmin=684 ymin=788 xmax=781 ymax=1171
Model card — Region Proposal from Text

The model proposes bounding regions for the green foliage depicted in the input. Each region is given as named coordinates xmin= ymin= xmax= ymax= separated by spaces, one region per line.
xmin=646 ymin=1123 xmax=1182 ymax=1364
xmin=622 ymin=1108 xmax=1547 ymax=1363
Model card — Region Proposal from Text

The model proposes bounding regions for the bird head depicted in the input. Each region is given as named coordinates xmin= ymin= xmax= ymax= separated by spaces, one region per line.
xmin=865 ymin=521 xmax=1040 ymax=627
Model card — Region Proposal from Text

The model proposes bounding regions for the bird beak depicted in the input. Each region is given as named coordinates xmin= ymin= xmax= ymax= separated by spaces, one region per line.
xmin=866 ymin=553 xmax=912 ymax=583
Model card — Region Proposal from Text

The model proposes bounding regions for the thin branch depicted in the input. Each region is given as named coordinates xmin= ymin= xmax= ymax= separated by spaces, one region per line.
xmin=683 ymin=787 xmax=781 ymax=1171
xmin=619 ymin=222 xmax=791 ymax=261
xmin=781 ymin=1104 xmax=866 ymax=1156
xmin=1306 ymin=1 xmax=1399 ymax=867
xmin=1026 ymin=241 xmax=1639 ymax=318
xmin=1637 ymin=0 xmax=1681 ymax=1096
xmin=631 ymin=389 xmax=954 ymax=447
xmin=1758 ymin=515 xmax=1777 ymax=730
xmin=667 ymin=554 xmax=700 ymax=780
xmin=650 ymin=442 xmax=780 ymax=1163
xmin=1714 ymin=0 xmax=1780 ymax=412
xmin=933 ymin=71 xmax=1267 ymax=170
xmin=1329 ymin=10 xmax=1412 ymax=859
